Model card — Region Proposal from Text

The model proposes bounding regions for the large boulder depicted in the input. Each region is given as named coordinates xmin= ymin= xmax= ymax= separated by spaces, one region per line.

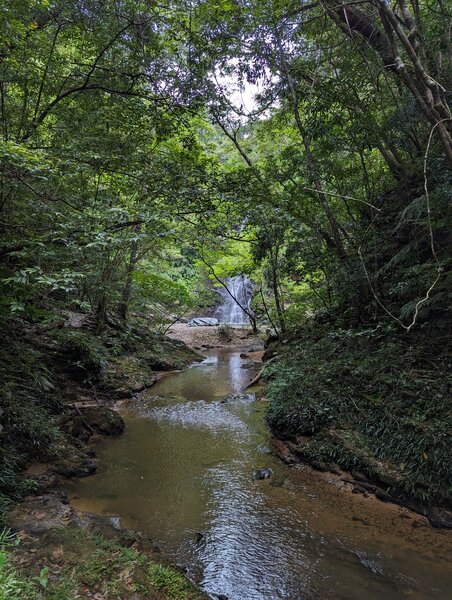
xmin=52 ymin=447 xmax=97 ymax=478
xmin=101 ymin=355 xmax=156 ymax=397
xmin=188 ymin=317 xmax=219 ymax=327
xmin=427 ymin=508 xmax=452 ymax=529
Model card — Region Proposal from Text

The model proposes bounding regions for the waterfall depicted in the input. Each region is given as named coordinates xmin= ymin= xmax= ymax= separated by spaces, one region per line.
xmin=214 ymin=275 xmax=254 ymax=325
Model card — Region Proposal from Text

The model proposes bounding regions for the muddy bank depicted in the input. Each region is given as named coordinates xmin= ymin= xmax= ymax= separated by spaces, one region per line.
xmin=269 ymin=440 xmax=452 ymax=563
xmin=271 ymin=437 xmax=452 ymax=530
xmin=262 ymin=326 xmax=452 ymax=529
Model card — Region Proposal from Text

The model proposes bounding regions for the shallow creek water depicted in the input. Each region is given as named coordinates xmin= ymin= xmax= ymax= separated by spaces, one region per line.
xmin=71 ymin=350 xmax=452 ymax=600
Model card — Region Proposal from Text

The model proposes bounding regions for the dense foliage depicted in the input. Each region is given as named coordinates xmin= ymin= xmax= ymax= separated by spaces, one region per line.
xmin=266 ymin=322 xmax=451 ymax=504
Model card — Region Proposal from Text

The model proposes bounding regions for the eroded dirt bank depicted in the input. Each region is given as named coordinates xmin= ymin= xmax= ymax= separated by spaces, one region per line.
xmin=261 ymin=328 xmax=452 ymax=531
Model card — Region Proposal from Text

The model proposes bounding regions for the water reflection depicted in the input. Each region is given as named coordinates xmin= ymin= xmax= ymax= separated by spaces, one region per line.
xmin=228 ymin=351 xmax=246 ymax=393
xmin=200 ymin=464 xmax=313 ymax=600
xmin=71 ymin=351 xmax=452 ymax=600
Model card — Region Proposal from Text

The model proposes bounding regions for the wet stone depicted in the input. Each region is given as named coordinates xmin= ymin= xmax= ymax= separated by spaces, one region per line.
xmin=188 ymin=317 xmax=219 ymax=326
xmin=7 ymin=494 xmax=88 ymax=534
xmin=254 ymin=467 xmax=273 ymax=480
xmin=427 ymin=508 xmax=452 ymax=529
xmin=80 ymin=405 xmax=124 ymax=435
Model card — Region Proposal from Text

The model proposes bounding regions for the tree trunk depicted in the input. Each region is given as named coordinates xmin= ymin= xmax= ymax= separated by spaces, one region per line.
xmin=96 ymin=294 xmax=107 ymax=333
xmin=322 ymin=0 xmax=452 ymax=165
xmin=275 ymin=33 xmax=348 ymax=260
xmin=118 ymin=224 xmax=140 ymax=321
xmin=270 ymin=248 xmax=286 ymax=334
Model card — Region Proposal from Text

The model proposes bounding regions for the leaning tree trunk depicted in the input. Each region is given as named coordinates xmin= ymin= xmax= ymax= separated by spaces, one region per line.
xmin=322 ymin=0 xmax=452 ymax=166
xmin=269 ymin=247 xmax=286 ymax=334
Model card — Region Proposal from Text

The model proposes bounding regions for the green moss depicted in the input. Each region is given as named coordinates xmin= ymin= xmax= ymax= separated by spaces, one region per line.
xmin=101 ymin=355 xmax=156 ymax=395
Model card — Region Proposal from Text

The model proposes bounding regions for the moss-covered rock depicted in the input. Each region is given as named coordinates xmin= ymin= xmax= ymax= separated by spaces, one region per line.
xmin=7 ymin=494 xmax=87 ymax=534
xmin=139 ymin=334 xmax=202 ymax=371
xmin=80 ymin=405 xmax=124 ymax=435
xmin=51 ymin=445 xmax=96 ymax=478
xmin=101 ymin=355 xmax=157 ymax=397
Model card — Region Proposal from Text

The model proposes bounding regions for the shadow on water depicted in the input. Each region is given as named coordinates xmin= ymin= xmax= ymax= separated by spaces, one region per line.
xmin=71 ymin=350 xmax=452 ymax=600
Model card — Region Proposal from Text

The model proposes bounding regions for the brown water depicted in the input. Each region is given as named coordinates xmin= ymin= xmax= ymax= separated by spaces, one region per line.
xmin=71 ymin=350 xmax=452 ymax=600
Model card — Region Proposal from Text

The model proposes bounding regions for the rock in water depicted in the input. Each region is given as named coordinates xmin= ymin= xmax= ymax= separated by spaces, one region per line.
xmin=195 ymin=532 xmax=204 ymax=543
xmin=253 ymin=467 xmax=273 ymax=480
xmin=188 ymin=317 xmax=219 ymax=327
xmin=427 ymin=508 xmax=452 ymax=529
xmin=80 ymin=406 xmax=125 ymax=435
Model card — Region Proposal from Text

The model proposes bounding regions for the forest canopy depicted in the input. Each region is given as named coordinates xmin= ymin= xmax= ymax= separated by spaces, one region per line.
xmin=1 ymin=0 xmax=450 ymax=333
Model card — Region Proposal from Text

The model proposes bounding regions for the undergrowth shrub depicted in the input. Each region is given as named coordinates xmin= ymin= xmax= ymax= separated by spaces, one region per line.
xmin=52 ymin=328 xmax=109 ymax=381
xmin=218 ymin=324 xmax=232 ymax=342
xmin=0 ymin=529 xmax=35 ymax=599
xmin=0 ymin=324 xmax=64 ymax=503
xmin=266 ymin=322 xmax=452 ymax=504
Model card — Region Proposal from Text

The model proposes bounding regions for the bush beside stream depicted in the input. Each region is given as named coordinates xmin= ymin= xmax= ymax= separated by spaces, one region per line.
xmin=265 ymin=322 xmax=452 ymax=511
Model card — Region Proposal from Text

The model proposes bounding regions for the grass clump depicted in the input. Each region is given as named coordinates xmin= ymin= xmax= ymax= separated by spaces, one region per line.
xmin=148 ymin=563 xmax=196 ymax=600
xmin=0 ymin=529 xmax=37 ymax=599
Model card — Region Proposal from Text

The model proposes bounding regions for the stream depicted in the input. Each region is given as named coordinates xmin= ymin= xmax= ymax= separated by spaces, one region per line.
xmin=71 ymin=349 xmax=452 ymax=600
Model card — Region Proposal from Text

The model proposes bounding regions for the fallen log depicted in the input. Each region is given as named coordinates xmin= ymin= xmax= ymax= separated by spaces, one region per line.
xmin=245 ymin=368 xmax=264 ymax=389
